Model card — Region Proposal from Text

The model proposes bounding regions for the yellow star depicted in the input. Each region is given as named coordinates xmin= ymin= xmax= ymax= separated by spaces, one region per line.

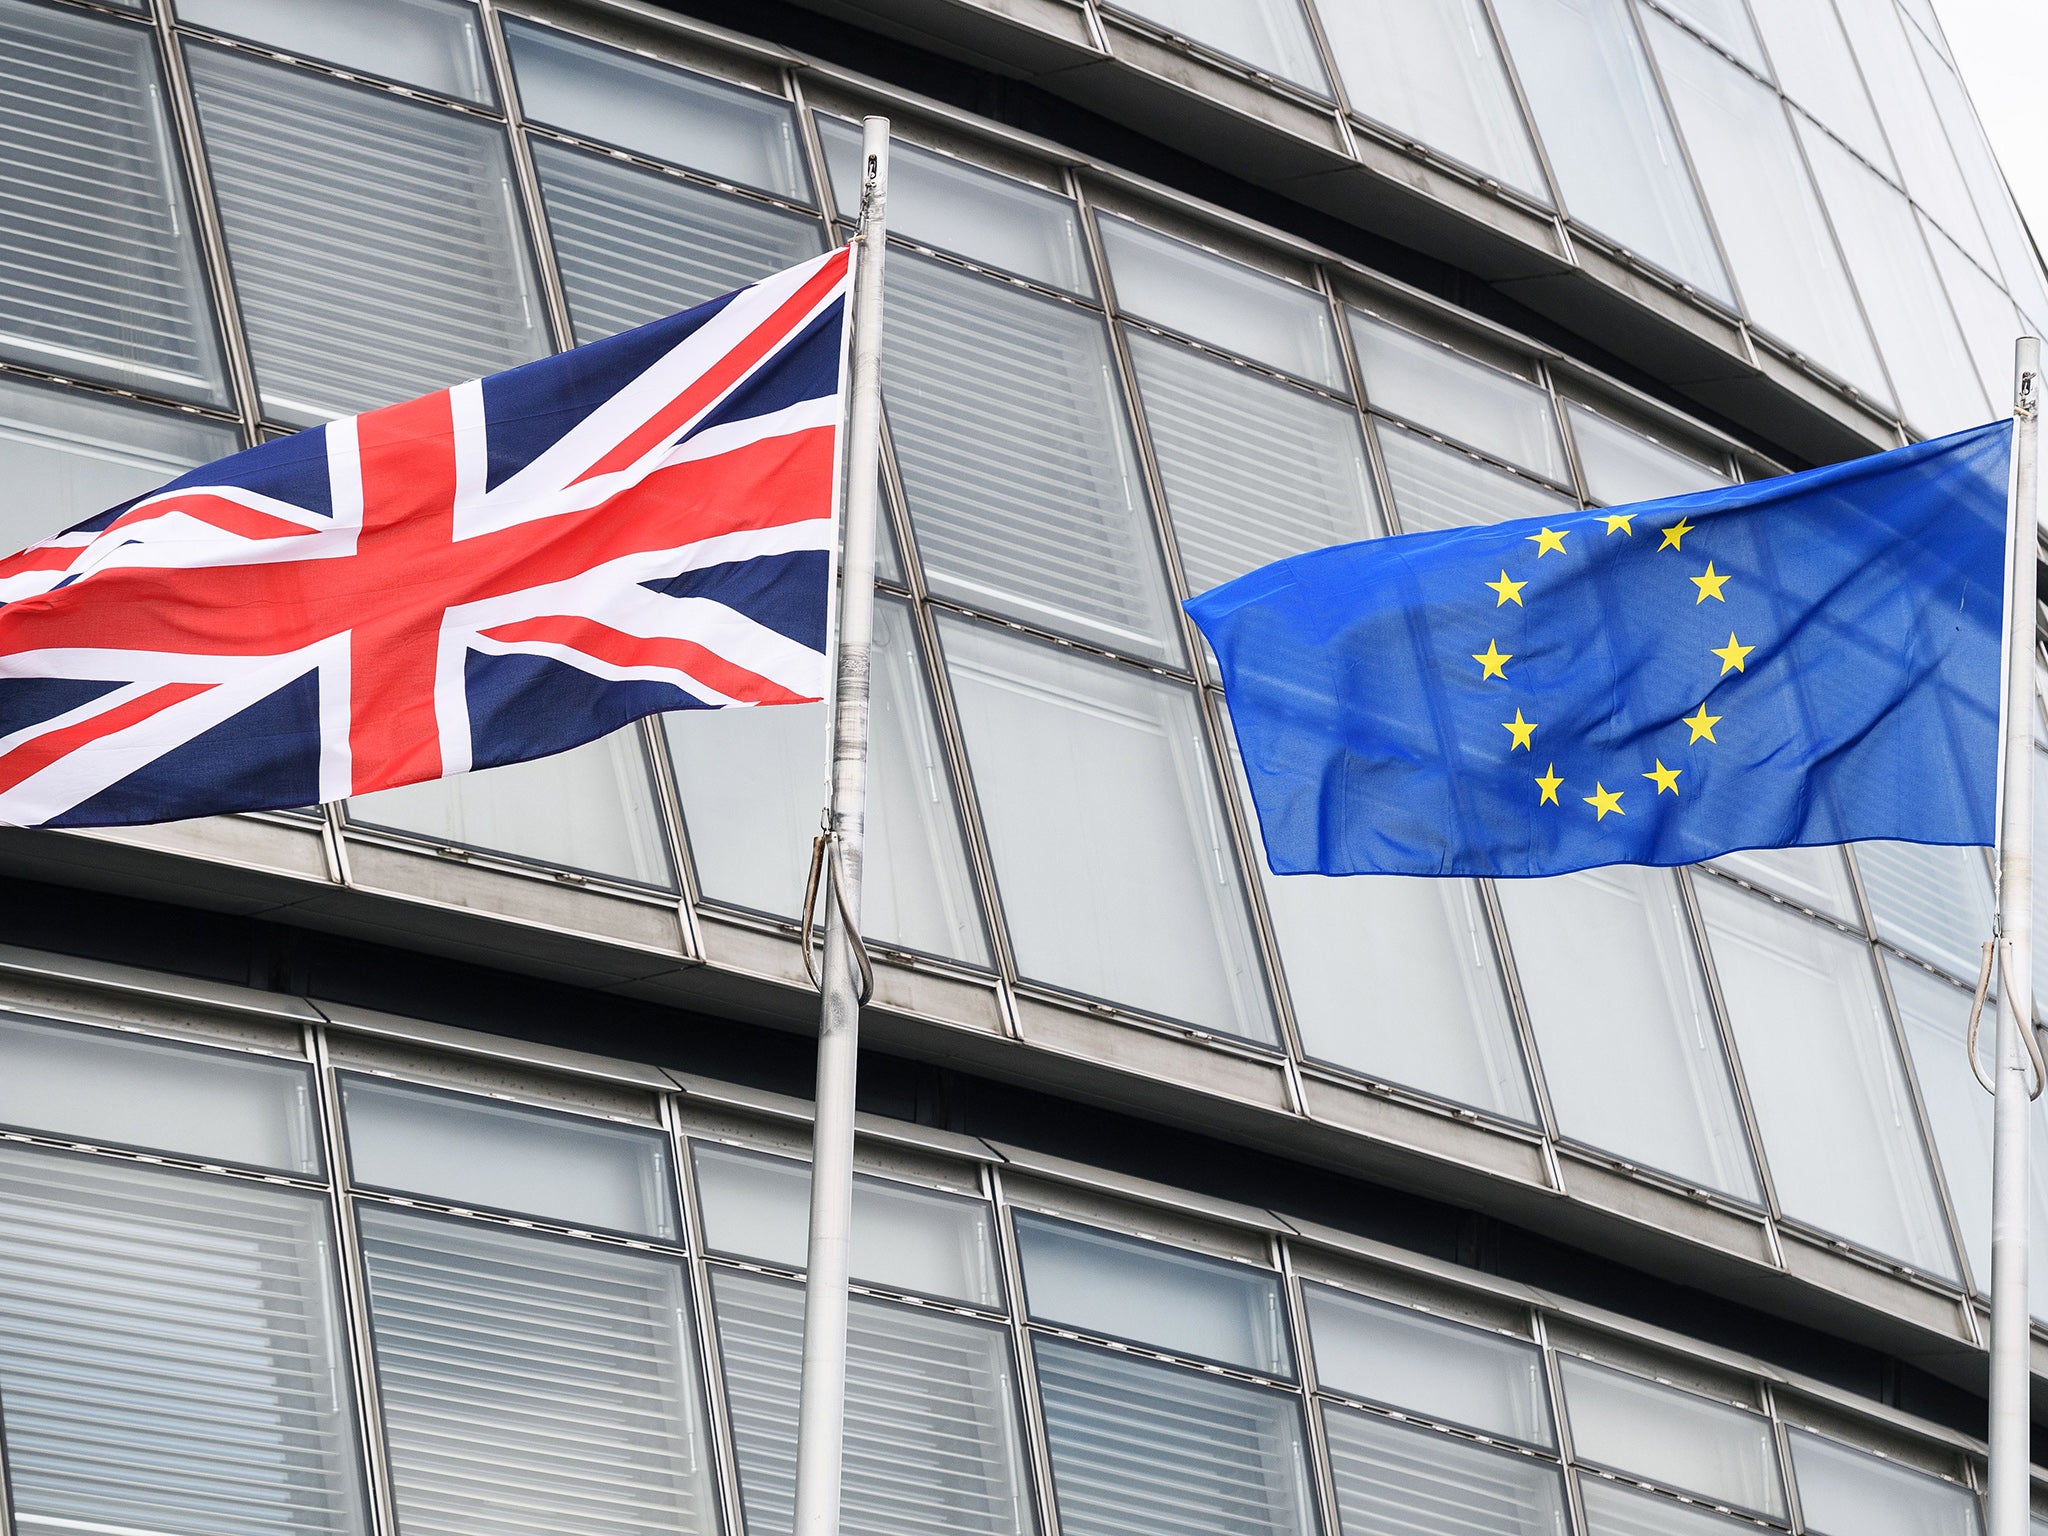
xmin=1660 ymin=517 xmax=1695 ymax=552
xmin=1682 ymin=703 xmax=1721 ymax=744
xmin=1643 ymin=759 xmax=1682 ymax=796
xmin=1487 ymin=570 xmax=1527 ymax=607
xmin=1583 ymin=782 xmax=1625 ymax=820
xmin=1601 ymin=512 xmax=1635 ymax=536
xmin=1502 ymin=709 xmax=1537 ymax=751
xmin=1471 ymin=640 xmax=1511 ymax=680
xmin=1535 ymin=763 xmax=1563 ymax=805
xmin=1711 ymin=632 xmax=1754 ymax=675
xmin=1528 ymin=526 xmax=1568 ymax=556
xmin=1691 ymin=561 xmax=1729 ymax=604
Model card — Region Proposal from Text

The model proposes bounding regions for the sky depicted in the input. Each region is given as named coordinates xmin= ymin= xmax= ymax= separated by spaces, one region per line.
xmin=1931 ymin=0 xmax=2048 ymax=250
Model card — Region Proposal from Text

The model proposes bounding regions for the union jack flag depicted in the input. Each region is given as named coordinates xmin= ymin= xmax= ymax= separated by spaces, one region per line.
xmin=0 ymin=245 xmax=853 ymax=828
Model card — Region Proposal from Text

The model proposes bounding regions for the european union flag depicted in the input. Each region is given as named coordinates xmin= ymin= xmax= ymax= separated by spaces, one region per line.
xmin=1188 ymin=420 xmax=2013 ymax=878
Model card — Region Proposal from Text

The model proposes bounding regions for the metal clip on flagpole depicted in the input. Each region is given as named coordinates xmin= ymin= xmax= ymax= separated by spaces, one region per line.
xmin=1986 ymin=335 xmax=2039 ymax=1536
xmin=791 ymin=115 xmax=888 ymax=1536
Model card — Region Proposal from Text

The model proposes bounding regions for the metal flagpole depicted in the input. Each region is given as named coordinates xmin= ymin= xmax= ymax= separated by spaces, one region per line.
xmin=1989 ymin=334 xmax=2040 ymax=1536
xmin=791 ymin=114 xmax=889 ymax=1536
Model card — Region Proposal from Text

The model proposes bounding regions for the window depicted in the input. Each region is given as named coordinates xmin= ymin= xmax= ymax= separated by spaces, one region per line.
xmin=1325 ymin=1404 xmax=1567 ymax=1536
xmin=1706 ymin=846 xmax=1859 ymax=926
xmin=506 ymin=18 xmax=809 ymax=200
xmin=1106 ymin=0 xmax=1330 ymax=93
xmin=1655 ymin=0 xmax=1765 ymax=69
xmin=1557 ymin=1356 xmax=1783 ymax=1517
xmin=1564 ymin=400 xmax=1728 ymax=506
xmin=1853 ymin=841 xmax=1992 ymax=982
xmin=1318 ymin=0 xmax=1548 ymax=198
xmin=187 ymin=47 xmax=547 ymax=423
xmin=1496 ymin=867 xmax=1759 ymax=1198
xmin=941 ymin=617 xmax=1273 ymax=1040
xmin=1925 ymin=215 xmax=2024 ymax=412
xmin=0 ymin=0 xmax=226 ymax=401
xmin=1351 ymin=313 xmax=1565 ymax=481
xmin=1787 ymin=1429 xmax=1983 ymax=1536
xmin=177 ymin=0 xmax=494 ymax=103
xmin=1744 ymin=0 xmax=1891 ymax=174
xmin=1578 ymin=1477 xmax=1763 ymax=1535
xmin=1377 ymin=425 xmax=1575 ymax=532
xmin=887 ymin=255 xmax=1180 ymax=660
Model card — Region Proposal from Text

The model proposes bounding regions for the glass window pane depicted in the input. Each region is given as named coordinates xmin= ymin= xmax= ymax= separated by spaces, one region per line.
xmin=0 ymin=1147 xmax=366 ymax=1536
xmin=1324 ymin=1402 xmax=1569 ymax=1536
xmin=1799 ymin=119 xmax=1989 ymax=434
xmin=0 ymin=0 xmax=226 ymax=401
xmin=1558 ymin=1357 xmax=1783 ymax=1516
xmin=1925 ymin=216 xmax=2023 ymax=413
xmin=533 ymin=139 xmax=824 ymax=345
xmin=888 ymin=255 xmax=1179 ymax=659
xmin=1643 ymin=13 xmax=1889 ymax=404
xmin=1564 ymin=400 xmax=1728 ymax=506
xmin=819 ymin=115 xmax=1090 ymax=295
xmin=360 ymin=1206 xmax=718 ymax=1536
xmin=714 ymin=1269 xmax=1035 ymax=1536
xmin=1319 ymin=0 xmax=1548 ymax=198
xmin=1304 ymin=1283 xmax=1551 ymax=1445
xmin=668 ymin=597 xmax=986 ymax=962
xmin=691 ymin=1142 xmax=1002 ymax=1307
xmin=177 ymin=0 xmax=492 ymax=102
xmin=0 ymin=375 xmax=239 ymax=553
xmin=1853 ymin=841 xmax=1992 ymax=982
xmin=1352 ymin=313 xmax=1565 ymax=479
xmin=1697 ymin=879 xmax=1956 ymax=1275
xmin=507 ymin=18 xmax=808 ymax=199
xmin=1656 ymin=0 xmax=1765 ymax=68
xmin=1580 ymin=1478 xmax=1765 ymax=1536
xmin=348 ymin=728 xmax=675 ymax=888
xmin=341 ymin=1073 xmax=679 ymax=1240
xmin=1015 ymin=1211 xmax=1291 ymax=1374
xmin=941 ymin=618 xmax=1273 ymax=1040
xmin=188 ymin=47 xmax=548 ymax=423
xmin=1107 ymin=0 xmax=1329 ymax=91
xmin=1379 ymin=424 xmax=1575 ymax=532
xmin=1496 ymin=867 xmax=1759 ymax=1197
xmin=1035 ymin=1337 xmax=1316 ymax=1536
xmin=1706 ymin=846 xmax=1859 ymax=925
xmin=1788 ymin=1430 xmax=1983 ymax=1536
xmin=1099 ymin=216 xmax=1342 ymax=386
xmin=1746 ymin=0 xmax=1892 ymax=173
xmin=1488 ymin=0 xmax=1730 ymax=300
xmin=0 ymin=1013 xmax=318 ymax=1173
xmin=1130 ymin=331 xmax=1379 ymax=596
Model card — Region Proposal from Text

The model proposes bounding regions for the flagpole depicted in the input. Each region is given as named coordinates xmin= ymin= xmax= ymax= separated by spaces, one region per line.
xmin=1989 ymin=333 xmax=2039 ymax=1536
xmin=791 ymin=115 xmax=889 ymax=1536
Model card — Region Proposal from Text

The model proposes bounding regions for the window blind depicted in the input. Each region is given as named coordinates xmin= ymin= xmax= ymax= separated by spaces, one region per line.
xmin=1377 ymin=424 xmax=1573 ymax=533
xmin=358 ymin=1205 xmax=717 ymax=1536
xmin=1853 ymin=841 xmax=1994 ymax=982
xmin=0 ymin=1144 xmax=365 ymax=1536
xmin=0 ymin=0 xmax=223 ymax=399
xmin=1032 ymin=1336 xmax=1316 ymax=1536
xmin=186 ymin=46 xmax=546 ymax=423
xmin=711 ymin=1268 xmax=1034 ymax=1536
xmin=1322 ymin=1402 xmax=1569 ymax=1536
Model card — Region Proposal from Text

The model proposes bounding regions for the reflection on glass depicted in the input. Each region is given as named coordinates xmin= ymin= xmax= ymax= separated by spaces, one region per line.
xmin=1304 ymin=1283 xmax=1551 ymax=1444
xmin=1108 ymin=0 xmax=1329 ymax=93
xmin=187 ymin=48 xmax=548 ymax=423
xmin=818 ymin=115 xmax=1092 ymax=295
xmin=1579 ymin=1477 xmax=1762 ymax=1535
xmin=941 ymin=618 xmax=1273 ymax=1040
xmin=1131 ymin=333 xmax=1379 ymax=596
xmin=1698 ymin=880 xmax=1956 ymax=1276
xmin=1557 ymin=1357 xmax=1783 ymax=1516
xmin=178 ymin=0 xmax=493 ymax=102
xmin=1564 ymin=399 xmax=1727 ymax=506
xmin=1853 ymin=841 xmax=1992 ymax=982
xmin=1496 ymin=867 xmax=1758 ymax=1198
xmin=1656 ymin=0 xmax=1765 ymax=68
xmin=0 ymin=0 xmax=227 ymax=402
xmin=1643 ymin=15 xmax=1889 ymax=405
xmin=669 ymin=599 xmax=985 ymax=961
xmin=1099 ymin=215 xmax=1343 ymax=386
xmin=1744 ymin=0 xmax=1891 ymax=174
xmin=1015 ymin=1211 xmax=1291 ymax=1374
xmin=1318 ymin=0 xmax=1548 ymax=198
xmin=1488 ymin=0 xmax=1730 ymax=300
xmin=1787 ymin=1430 xmax=1983 ymax=1536
xmin=1324 ymin=1403 xmax=1569 ymax=1536
xmin=1351 ymin=312 xmax=1565 ymax=480
xmin=1706 ymin=845 xmax=1858 ymax=925
xmin=1378 ymin=425 xmax=1575 ymax=532
xmin=0 ymin=376 xmax=239 ymax=554
xmin=348 ymin=728 xmax=674 ymax=888
xmin=887 ymin=255 xmax=1179 ymax=659
xmin=533 ymin=140 xmax=825 ymax=344
xmin=506 ymin=17 xmax=809 ymax=199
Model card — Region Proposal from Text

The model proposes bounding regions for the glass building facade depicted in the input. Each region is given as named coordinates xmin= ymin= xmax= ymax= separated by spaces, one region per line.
xmin=2 ymin=0 xmax=2048 ymax=1531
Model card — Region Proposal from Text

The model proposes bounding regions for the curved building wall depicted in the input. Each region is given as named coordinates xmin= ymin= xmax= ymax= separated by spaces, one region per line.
xmin=2 ymin=0 xmax=2048 ymax=1529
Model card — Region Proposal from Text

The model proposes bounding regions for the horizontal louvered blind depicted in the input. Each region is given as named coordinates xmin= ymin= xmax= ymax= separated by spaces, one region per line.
xmin=0 ymin=1144 xmax=365 ymax=1536
xmin=0 ymin=0 xmax=223 ymax=399
xmin=1378 ymin=424 xmax=1573 ymax=533
xmin=884 ymin=254 xmax=1180 ymax=660
xmin=1578 ymin=1478 xmax=1753 ymax=1536
xmin=1128 ymin=332 xmax=1379 ymax=595
xmin=1852 ymin=841 xmax=1993 ymax=981
xmin=711 ymin=1269 xmax=1034 ymax=1536
xmin=1322 ymin=1402 xmax=1568 ymax=1536
xmin=357 ymin=1205 xmax=715 ymax=1536
xmin=1032 ymin=1336 xmax=1315 ymax=1536
xmin=186 ymin=46 xmax=546 ymax=422
xmin=532 ymin=141 xmax=824 ymax=345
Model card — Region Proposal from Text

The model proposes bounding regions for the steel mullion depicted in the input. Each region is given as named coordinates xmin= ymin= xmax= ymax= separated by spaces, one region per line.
xmin=667 ymin=1103 xmax=751 ymax=1536
xmin=988 ymin=1168 xmax=1065 ymax=1536
xmin=1471 ymin=0 xmax=1574 ymax=244
xmin=1277 ymin=1239 xmax=1345 ymax=1536
xmin=1532 ymin=1311 xmax=1592 ymax=1536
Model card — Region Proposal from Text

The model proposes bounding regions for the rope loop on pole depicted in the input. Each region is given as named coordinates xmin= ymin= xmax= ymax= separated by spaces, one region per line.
xmin=800 ymin=830 xmax=875 ymax=1005
xmin=1965 ymin=937 xmax=2046 ymax=1099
